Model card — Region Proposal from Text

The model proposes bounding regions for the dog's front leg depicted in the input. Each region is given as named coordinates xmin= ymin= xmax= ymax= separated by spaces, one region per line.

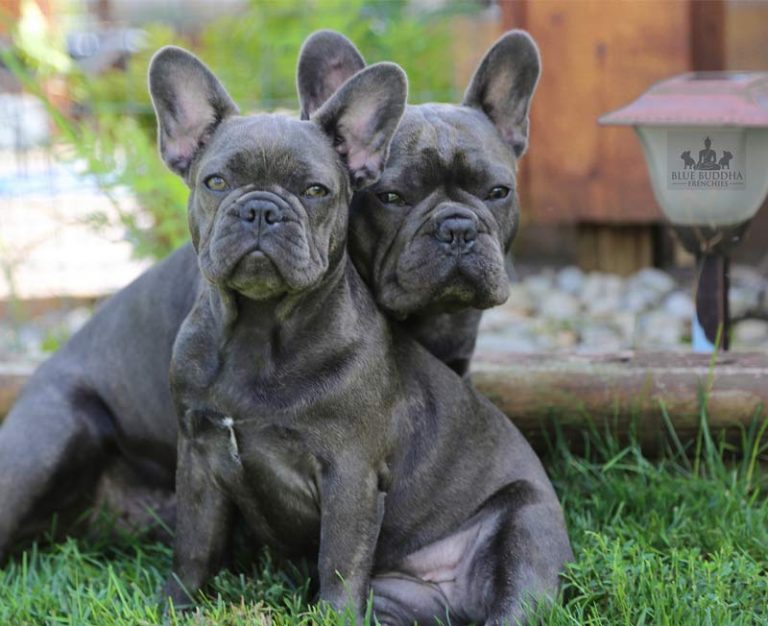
xmin=163 ymin=431 xmax=234 ymax=609
xmin=317 ymin=457 xmax=385 ymax=622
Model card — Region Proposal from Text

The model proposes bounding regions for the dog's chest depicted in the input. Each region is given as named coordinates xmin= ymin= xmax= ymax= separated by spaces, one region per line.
xmin=186 ymin=406 xmax=323 ymax=554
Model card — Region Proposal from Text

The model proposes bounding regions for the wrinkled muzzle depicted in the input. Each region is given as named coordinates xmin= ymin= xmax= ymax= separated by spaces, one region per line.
xmin=379 ymin=201 xmax=511 ymax=316
xmin=198 ymin=189 xmax=326 ymax=297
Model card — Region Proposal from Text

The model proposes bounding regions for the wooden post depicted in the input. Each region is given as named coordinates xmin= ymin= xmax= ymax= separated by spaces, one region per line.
xmin=4 ymin=352 xmax=768 ymax=455
xmin=470 ymin=350 xmax=767 ymax=452
xmin=577 ymin=223 xmax=655 ymax=276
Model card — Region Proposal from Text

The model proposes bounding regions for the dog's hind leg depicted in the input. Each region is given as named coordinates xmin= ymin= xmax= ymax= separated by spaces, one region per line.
xmin=370 ymin=481 xmax=571 ymax=625
xmin=0 ymin=373 xmax=115 ymax=561
xmin=471 ymin=483 xmax=573 ymax=626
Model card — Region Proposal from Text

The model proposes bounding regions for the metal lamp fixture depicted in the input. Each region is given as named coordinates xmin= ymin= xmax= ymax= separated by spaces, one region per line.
xmin=600 ymin=72 xmax=768 ymax=351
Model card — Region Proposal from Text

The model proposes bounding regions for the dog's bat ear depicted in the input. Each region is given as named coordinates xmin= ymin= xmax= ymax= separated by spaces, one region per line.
xmin=148 ymin=46 xmax=238 ymax=179
xmin=297 ymin=30 xmax=366 ymax=121
xmin=313 ymin=62 xmax=407 ymax=191
xmin=462 ymin=30 xmax=541 ymax=159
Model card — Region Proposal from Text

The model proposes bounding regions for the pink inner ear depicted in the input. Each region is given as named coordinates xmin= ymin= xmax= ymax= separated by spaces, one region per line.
xmin=177 ymin=93 xmax=217 ymax=129
xmin=339 ymin=116 xmax=373 ymax=172
xmin=163 ymin=89 xmax=218 ymax=171
xmin=346 ymin=147 xmax=369 ymax=173
xmin=166 ymin=135 xmax=198 ymax=165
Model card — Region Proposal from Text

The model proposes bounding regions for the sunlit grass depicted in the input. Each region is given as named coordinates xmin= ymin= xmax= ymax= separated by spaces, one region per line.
xmin=2 ymin=407 xmax=767 ymax=625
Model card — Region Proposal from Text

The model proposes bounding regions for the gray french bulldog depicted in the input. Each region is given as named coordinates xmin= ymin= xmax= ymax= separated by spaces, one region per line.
xmin=0 ymin=30 xmax=540 ymax=563
xmin=153 ymin=46 xmax=570 ymax=625
xmin=298 ymin=30 xmax=540 ymax=375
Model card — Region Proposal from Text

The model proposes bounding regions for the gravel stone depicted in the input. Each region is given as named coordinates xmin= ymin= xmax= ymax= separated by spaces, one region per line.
xmin=729 ymin=286 xmax=761 ymax=318
xmin=503 ymin=283 xmax=536 ymax=315
xmin=630 ymin=267 xmax=676 ymax=296
xmin=635 ymin=311 xmax=686 ymax=348
xmin=556 ymin=266 xmax=585 ymax=295
xmin=732 ymin=319 xmax=768 ymax=346
xmin=539 ymin=291 xmax=581 ymax=321
xmin=620 ymin=285 xmax=662 ymax=313
xmin=663 ymin=291 xmax=695 ymax=320
xmin=4 ymin=264 xmax=766 ymax=360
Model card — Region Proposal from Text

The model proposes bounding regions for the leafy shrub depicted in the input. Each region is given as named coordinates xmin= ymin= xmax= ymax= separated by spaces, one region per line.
xmin=10 ymin=0 xmax=468 ymax=260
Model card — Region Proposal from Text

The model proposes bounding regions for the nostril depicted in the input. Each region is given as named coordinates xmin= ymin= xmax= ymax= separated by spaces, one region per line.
xmin=436 ymin=221 xmax=455 ymax=243
xmin=245 ymin=207 xmax=257 ymax=222
xmin=264 ymin=207 xmax=282 ymax=225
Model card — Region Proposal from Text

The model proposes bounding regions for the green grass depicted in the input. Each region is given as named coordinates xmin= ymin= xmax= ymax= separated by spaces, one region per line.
xmin=2 ymin=410 xmax=767 ymax=626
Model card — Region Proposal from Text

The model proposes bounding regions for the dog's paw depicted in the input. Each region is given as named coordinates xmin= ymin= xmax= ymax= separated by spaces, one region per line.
xmin=158 ymin=575 xmax=197 ymax=622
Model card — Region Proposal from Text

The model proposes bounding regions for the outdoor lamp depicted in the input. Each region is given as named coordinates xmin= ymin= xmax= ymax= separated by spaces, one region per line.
xmin=600 ymin=72 xmax=768 ymax=351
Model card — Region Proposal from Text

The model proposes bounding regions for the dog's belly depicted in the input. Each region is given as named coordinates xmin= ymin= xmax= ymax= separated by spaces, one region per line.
xmin=205 ymin=419 xmax=322 ymax=557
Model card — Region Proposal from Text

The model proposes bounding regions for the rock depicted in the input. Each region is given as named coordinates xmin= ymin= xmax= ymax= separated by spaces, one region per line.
xmin=475 ymin=327 xmax=541 ymax=353
xmin=630 ymin=267 xmax=677 ymax=296
xmin=731 ymin=265 xmax=766 ymax=291
xmin=501 ymin=283 xmax=536 ymax=315
xmin=522 ymin=271 xmax=555 ymax=303
xmin=579 ymin=321 xmax=629 ymax=352
xmin=556 ymin=266 xmax=585 ymax=295
xmin=635 ymin=311 xmax=687 ymax=348
xmin=539 ymin=291 xmax=581 ymax=321
xmin=473 ymin=265 xmax=766 ymax=353
xmin=663 ymin=291 xmax=695 ymax=320
xmin=586 ymin=293 xmax=622 ymax=316
xmin=580 ymin=272 xmax=624 ymax=305
xmin=620 ymin=285 xmax=662 ymax=313
xmin=729 ymin=286 xmax=761 ymax=318
xmin=732 ymin=319 xmax=768 ymax=346
xmin=478 ymin=307 xmax=527 ymax=333
xmin=611 ymin=312 xmax=637 ymax=341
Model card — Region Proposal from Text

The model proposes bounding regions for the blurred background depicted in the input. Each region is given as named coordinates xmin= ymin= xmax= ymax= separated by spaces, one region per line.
xmin=1 ymin=0 xmax=767 ymax=359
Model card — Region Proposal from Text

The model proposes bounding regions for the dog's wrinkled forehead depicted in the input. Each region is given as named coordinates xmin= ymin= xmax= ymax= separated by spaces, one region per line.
xmin=377 ymin=104 xmax=517 ymax=191
xmin=197 ymin=114 xmax=345 ymax=191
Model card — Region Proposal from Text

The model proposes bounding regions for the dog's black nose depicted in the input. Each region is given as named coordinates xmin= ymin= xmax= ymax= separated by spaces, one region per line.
xmin=435 ymin=214 xmax=477 ymax=251
xmin=239 ymin=198 xmax=284 ymax=225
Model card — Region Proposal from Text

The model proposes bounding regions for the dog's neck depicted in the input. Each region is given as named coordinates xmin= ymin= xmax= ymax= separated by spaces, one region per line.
xmin=197 ymin=251 xmax=378 ymax=370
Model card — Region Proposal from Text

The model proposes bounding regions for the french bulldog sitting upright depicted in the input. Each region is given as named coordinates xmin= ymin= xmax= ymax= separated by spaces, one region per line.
xmin=298 ymin=30 xmax=541 ymax=375
xmin=153 ymin=47 xmax=571 ymax=625
xmin=0 ymin=29 xmax=542 ymax=563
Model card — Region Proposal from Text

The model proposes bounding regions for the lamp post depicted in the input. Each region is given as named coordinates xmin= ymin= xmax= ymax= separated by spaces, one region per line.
xmin=600 ymin=72 xmax=768 ymax=351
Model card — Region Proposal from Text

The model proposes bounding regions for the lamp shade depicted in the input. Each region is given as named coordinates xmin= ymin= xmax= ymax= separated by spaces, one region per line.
xmin=600 ymin=72 xmax=768 ymax=227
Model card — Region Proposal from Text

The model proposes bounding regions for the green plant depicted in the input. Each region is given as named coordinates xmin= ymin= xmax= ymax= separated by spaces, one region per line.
xmin=7 ymin=0 xmax=466 ymax=261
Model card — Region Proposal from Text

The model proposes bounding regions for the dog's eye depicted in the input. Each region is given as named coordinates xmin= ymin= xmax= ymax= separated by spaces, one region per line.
xmin=204 ymin=175 xmax=229 ymax=192
xmin=303 ymin=184 xmax=329 ymax=198
xmin=486 ymin=186 xmax=510 ymax=200
xmin=377 ymin=192 xmax=406 ymax=206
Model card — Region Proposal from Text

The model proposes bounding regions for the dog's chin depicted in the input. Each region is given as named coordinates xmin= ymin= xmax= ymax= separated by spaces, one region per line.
xmin=226 ymin=251 xmax=290 ymax=300
xmin=427 ymin=279 xmax=509 ymax=313
xmin=224 ymin=249 xmax=327 ymax=300
xmin=380 ymin=263 xmax=510 ymax=318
